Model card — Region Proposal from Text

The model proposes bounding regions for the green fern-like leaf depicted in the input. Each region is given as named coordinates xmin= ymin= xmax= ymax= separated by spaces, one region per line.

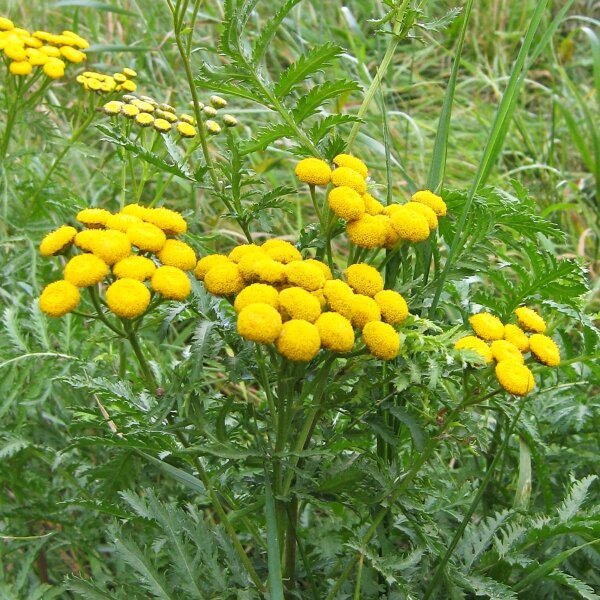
xmin=252 ymin=0 xmax=303 ymax=63
xmin=292 ymin=79 xmax=361 ymax=122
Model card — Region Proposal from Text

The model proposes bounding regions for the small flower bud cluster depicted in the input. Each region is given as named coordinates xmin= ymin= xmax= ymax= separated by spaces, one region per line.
xmin=76 ymin=67 xmax=137 ymax=94
xmin=188 ymin=95 xmax=239 ymax=135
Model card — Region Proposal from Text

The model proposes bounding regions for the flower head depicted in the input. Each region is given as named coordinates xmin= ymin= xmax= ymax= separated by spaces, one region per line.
xmin=277 ymin=320 xmax=321 ymax=362
xmin=295 ymin=158 xmax=332 ymax=185
xmin=333 ymin=154 xmax=368 ymax=179
xmin=194 ymin=254 xmax=230 ymax=281
xmin=351 ymin=294 xmax=381 ymax=329
xmin=64 ymin=254 xmax=108 ymax=287
xmin=253 ymin=258 xmax=287 ymax=284
xmin=515 ymin=306 xmax=546 ymax=333
xmin=411 ymin=190 xmax=447 ymax=217
xmin=363 ymin=321 xmax=400 ymax=360
xmin=495 ymin=360 xmax=535 ymax=396
xmin=469 ymin=312 xmax=505 ymax=341
xmin=303 ymin=258 xmax=332 ymax=280
xmin=374 ymin=290 xmax=409 ymax=325
xmin=406 ymin=202 xmax=438 ymax=230
xmin=177 ymin=122 xmax=197 ymax=138
xmin=127 ymin=222 xmax=167 ymax=252
xmin=285 ymin=261 xmax=326 ymax=291
xmin=262 ymin=239 xmax=302 ymax=264
xmin=346 ymin=214 xmax=388 ymax=248
xmin=121 ymin=203 xmax=152 ymax=221
xmin=154 ymin=118 xmax=171 ymax=133
xmin=157 ymin=239 xmax=196 ymax=271
xmin=362 ymin=192 xmax=384 ymax=216
xmin=345 ymin=263 xmax=384 ymax=297
xmin=113 ymin=255 xmax=156 ymax=281
xmin=323 ymin=279 xmax=355 ymax=319
xmin=504 ymin=324 xmax=530 ymax=352
xmin=279 ymin=287 xmax=322 ymax=322
xmin=151 ymin=266 xmax=191 ymax=300
xmin=390 ymin=206 xmax=430 ymax=243
xmin=529 ymin=334 xmax=560 ymax=367
xmin=39 ymin=280 xmax=80 ymax=317
xmin=77 ymin=207 xmax=111 ymax=228
xmin=204 ymin=262 xmax=244 ymax=295
xmin=455 ymin=335 xmax=492 ymax=364
xmin=331 ymin=167 xmax=366 ymax=194
xmin=145 ymin=207 xmax=187 ymax=235
xmin=106 ymin=278 xmax=150 ymax=318
xmin=228 ymin=244 xmax=265 ymax=263
xmin=43 ymin=57 xmax=65 ymax=78
xmin=90 ymin=230 xmax=131 ymax=265
xmin=237 ymin=303 xmax=282 ymax=343
xmin=40 ymin=225 xmax=77 ymax=256
xmin=490 ymin=340 xmax=524 ymax=364
xmin=328 ymin=187 xmax=365 ymax=221
xmin=9 ymin=60 xmax=32 ymax=75
xmin=234 ymin=283 xmax=279 ymax=312
xmin=315 ymin=312 xmax=354 ymax=353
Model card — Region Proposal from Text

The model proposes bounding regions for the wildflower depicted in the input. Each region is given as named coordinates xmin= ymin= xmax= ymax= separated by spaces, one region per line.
xmin=495 ymin=360 xmax=535 ymax=396
xmin=40 ymin=45 xmax=60 ymax=58
xmin=40 ymin=225 xmax=77 ymax=256
xmin=279 ymin=287 xmax=322 ymax=322
xmin=118 ymin=79 xmax=136 ymax=92
xmin=378 ymin=215 xmax=401 ymax=248
xmin=159 ymin=103 xmax=175 ymax=113
xmin=154 ymin=118 xmax=172 ymax=133
xmin=455 ymin=335 xmax=492 ymax=364
xmin=105 ymin=213 xmax=141 ymax=232
xmin=0 ymin=17 xmax=15 ymax=30
xmin=90 ymin=230 xmax=131 ymax=265
xmin=103 ymin=101 xmax=123 ymax=115
xmin=514 ymin=306 xmax=546 ymax=333
xmin=238 ymin=252 xmax=272 ymax=281
xmin=363 ymin=321 xmax=400 ymax=360
xmin=374 ymin=290 xmax=409 ymax=325
xmin=406 ymin=202 xmax=438 ymax=230
xmin=194 ymin=254 xmax=231 ymax=281
xmin=59 ymin=46 xmax=86 ymax=63
xmin=121 ymin=104 xmax=140 ymax=118
xmin=323 ymin=279 xmax=355 ymax=319
xmin=122 ymin=67 xmax=137 ymax=77
xmin=145 ymin=207 xmax=187 ymax=235
xmin=262 ymin=239 xmax=302 ymax=264
xmin=4 ymin=44 xmax=27 ymax=61
xmin=106 ymin=278 xmax=150 ymax=318
xmin=179 ymin=114 xmax=195 ymax=124
xmin=469 ymin=312 xmax=505 ymax=341
xmin=223 ymin=114 xmax=238 ymax=127
xmin=490 ymin=340 xmax=524 ymax=364
xmin=333 ymin=154 xmax=368 ymax=179
xmin=331 ymin=167 xmax=367 ymax=194
xmin=529 ymin=334 xmax=560 ymax=367
xmin=234 ymin=283 xmax=279 ymax=312
xmin=285 ymin=261 xmax=326 ymax=291
xmin=294 ymin=158 xmax=332 ymax=186
xmin=504 ymin=323 xmax=530 ymax=352
xmin=177 ymin=122 xmax=197 ymax=138
xmin=277 ymin=319 xmax=321 ymax=362
xmin=39 ymin=280 xmax=80 ymax=317
xmin=411 ymin=190 xmax=447 ymax=217
xmin=62 ymin=31 xmax=90 ymax=49
xmin=43 ymin=58 xmax=65 ymax=78
xmin=363 ymin=192 xmax=384 ymax=215
xmin=346 ymin=214 xmax=388 ymax=248
xmin=210 ymin=95 xmax=227 ymax=108
xmin=345 ymin=263 xmax=384 ymax=297
xmin=237 ymin=303 xmax=282 ymax=343
xmin=127 ymin=222 xmax=166 ymax=252
xmin=204 ymin=262 xmax=245 ymax=295
xmin=113 ymin=255 xmax=156 ymax=281
xmin=64 ymin=254 xmax=108 ymax=287
xmin=311 ymin=289 xmax=326 ymax=308
xmin=203 ymin=105 xmax=218 ymax=117
xmin=156 ymin=109 xmax=178 ymax=123
xmin=113 ymin=73 xmax=127 ymax=83
xmin=135 ymin=113 xmax=154 ymax=127
xmin=229 ymin=244 xmax=265 ymax=263
xmin=122 ymin=203 xmax=152 ymax=221
xmin=351 ymin=294 xmax=381 ymax=329
xmin=328 ymin=186 xmax=365 ymax=221
xmin=253 ymin=258 xmax=287 ymax=284
xmin=206 ymin=120 xmax=221 ymax=134
xmin=26 ymin=49 xmax=49 ymax=65
xmin=157 ymin=239 xmax=197 ymax=271
xmin=390 ymin=206 xmax=430 ymax=243
xmin=9 ymin=61 xmax=32 ymax=75
xmin=303 ymin=258 xmax=332 ymax=280
xmin=74 ymin=229 xmax=102 ymax=252
xmin=315 ymin=312 xmax=355 ymax=353
xmin=151 ymin=266 xmax=191 ymax=300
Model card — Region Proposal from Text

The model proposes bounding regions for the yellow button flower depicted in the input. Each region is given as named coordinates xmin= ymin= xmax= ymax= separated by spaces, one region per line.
xmin=177 ymin=122 xmax=197 ymax=138
xmin=331 ymin=167 xmax=366 ymax=194
xmin=315 ymin=312 xmax=355 ymax=353
xmin=495 ymin=360 xmax=535 ymax=396
xmin=157 ymin=239 xmax=196 ymax=271
xmin=43 ymin=57 xmax=65 ymax=79
xmin=328 ymin=186 xmax=365 ymax=221
xmin=303 ymin=258 xmax=333 ymax=280
xmin=0 ymin=17 xmax=15 ymax=31
xmin=294 ymin=158 xmax=332 ymax=185
xmin=323 ymin=279 xmax=355 ymax=319
xmin=228 ymin=244 xmax=265 ymax=263
xmin=346 ymin=214 xmax=388 ymax=248
xmin=253 ymin=258 xmax=287 ymax=284
xmin=363 ymin=321 xmax=400 ymax=360
xmin=345 ymin=263 xmax=384 ymax=297
xmin=105 ymin=278 xmax=150 ymax=318
xmin=362 ymin=192 xmax=384 ymax=215
xmin=285 ymin=261 xmax=326 ymax=291
xmin=469 ymin=312 xmax=505 ymax=341
xmin=204 ymin=262 xmax=245 ymax=295
xmin=234 ymin=283 xmax=279 ymax=312
xmin=145 ymin=207 xmax=187 ymax=235
xmin=223 ymin=114 xmax=238 ymax=127
xmin=9 ymin=60 xmax=32 ymax=75
xmin=406 ymin=201 xmax=438 ymax=230
xmin=151 ymin=266 xmax=191 ymax=300
xmin=237 ymin=303 xmax=282 ymax=344
xmin=455 ymin=335 xmax=492 ymax=364
xmin=153 ymin=118 xmax=172 ymax=133
xmin=122 ymin=67 xmax=137 ymax=78
xmin=277 ymin=319 xmax=321 ymax=362
xmin=377 ymin=215 xmax=401 ymax=248
xmin=39 ymin=225 xmax=77 ymax=256
xmin=514 ymin=306 xmax=546 ymax=333
xmin=64 ymin=254 xmax=108 ymax=287
xmin=194 ymin=254 xmax=231 ymax=281
xmin=127 ymin=222 xmax=167 ymax=252
xmin=333 ymin=154 xmax=368 ymax=179
xmin=490 ymin=340 xmax=524 ymax=364
xmin=90 ymin=230 xmax=131 ymax=265
xmin=210 ymin=95 xmax=227 ymax=108
xmin=74 ymin=229 xmax=102 ymax=252
xmin=279 ymin=287 xmax=322 ymax=322
xmin=39 ymin=280 xmax=80 ymax=317
xmin=26 ymin=49 xmax=49 ymax=65
xmin=121 ymin=103 xmax=140 ymax=118
xmin=411 ymin=190 xmax=447 ymax=217
xmin=390 ymin=206 xmax=430 ymax=243
xmin=113 ymin=256 xmax=156 ymax=281
xmin=351 ymin=294 xmax=381 ymax=329
xmin=118 ymin=79 xmax=137 ymax=92
xmin=77 ymin=207 xmax=111 ymax=228
xmin=374 ymin=290 xmax=409 ymax=325
xmin=529 ymin=334 xmax=560 ymax=367
xmin=205 ymin=120 xmax=221 ymax=135
xmin=105 ymin=213 xmax=142 ymax=232
xmin=40 ymin=44 xmax=60 ymax=58
xmin=135 ymin=112 xmax=155 ymax=127
xmin=504 ymin=323 xmax=530 ymax=352
xmin=60 ymin=45 xmax=86 ymax=63
xmin=262 ymin=239 xmax=302 ymax=264
xmin=237 ymin=252 xmax=271 ymax=282
xmin=103 ymin=100 xmax=123 ymax=115
xmin=4 ymin=43 xmax=27 ymax=61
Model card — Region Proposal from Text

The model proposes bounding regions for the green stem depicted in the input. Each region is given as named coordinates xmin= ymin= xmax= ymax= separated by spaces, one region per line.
xmin=88 ymin=287 xmax=126 ymax=337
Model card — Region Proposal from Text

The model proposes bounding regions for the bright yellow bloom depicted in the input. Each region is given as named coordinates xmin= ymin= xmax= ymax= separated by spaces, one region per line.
xmin=151 ymin=266 xmax=191 ymax=300
xmin=178 ymin=113 xmax=195 ymax=124
xmin=411 ymin=190 xmax=447 ymax=217
xmin=351 ymin=294 xmax=381 ymax=329
xmin=113 ymin=255 xmax=156 ymax=281
xmin=90 ymin=230 xmax=131 ymax=265
xmin=40 ymin=225 xmax=77 ymax=256
xmin=60 ymin=46 xmax=86 ymax=63
xmin=346 ymin=214 xmax=388 ymax=248
xmin=315 ymin=312 xmax=354 ymax=353
xmin=203 ymin=105 xmax=217 ymax=117
xmin=234 ymin=283 xmax=279 ymax=312
xmin=194 ymin=254 xmax=231 ymax=281
xmin=145 ymin=207 xmax=187 ymax=235
xmin=469 ymin=312 xmax=505 ymax=341
xmin=177 ymin=122 xmax=197 ymax=138
xmin=39 ymin=280 xmax=80 ymax=317
xmin=204 ymin=262 xmax=245 ymax=295
xmin=154 ymin=118 xmax=172 ymax=133
xmin=374 ymin=290 xmax=409 ymax=325
xmin=9 ymin=61 xmax=32 ymax=75
xmin=362 ymin=192 xmax=384 ymax=215
xmin=105 ymin=213 xmax=141 ymax=232
xmin=323 ymin=279 xmax=355 ymax=319
xmin=103 ymin=101 xmax=123 ymax=115
xmin=237 ymin=303 xmax=282 ymax=343
xmin=390 ymin=206 xmax=430 ymax=243
xmin=328 ymin=186 xmax=365 ymax=221
xmin=74 ymin=229 xmax=102 ymax=252
xmin=121 ymin=104 xmax=140 ymax=118
xmin=106 ymin=278 xmax=150 ymax=318
xmin=206 ymin=120 xmax=221 ymax=135
xmin=40 ymin=44 xmax=60 ymax=58
xmin=62 ymin=31 xmax=89 ymax=49
xmin=253 ymin=258 xmax=287 ymax=284
xmin=77 ymin=207 xmax=111 ymax=228
xmin=237 ymin=252 xmax=272 ymax=282
xmin=279 ymin=287 xmax=322 ymax=322
xmin=285 ymin=261 xmax=326 ymax=291
xmin=122 ymin=203 xmax=152 ymax=221
xmin=4 ymin=43 xmax=26 ymax=61
xmin=333 ymin=154 xmax=368 ymax=179
xmin=0 ymin=17 xmax=15 ymax=30
xmin=490 ymin=340 xmax=524 ymax=364
xmin=331 ymin=167 xmax=366 ymax=194
xmin=311 ymin=289 xmax=326 ymax=308
xmin=64 ymin=254 xmax=108 ymax=287
xmin=495 ymin=360 xmax=535 ymax=396
xmin=363 ymin=321 xmax=400 ymax=360
xmin=454 ymin=335 xmax=492 ymax=364
xmin=303 ymin=258 xmax=333 ymax=280
xmin=376 ymin=215 xmax=401 ymax=248
xmin=514 ymin=306 xmax=546 ymax=333
xmin=504 ymin=324 xmax=530 ymax=352
xmin=529 ymin=334 xmax=560 ymax=367
xmin=26 ymin=49 xmax=49 ymax=65
xmin=127 ymin=222 xmax=166 ymax=253
xmin=135 ymin=112 xmax=154 ymax=127
xmin=294 ymin=158 xmax=332 ymax=185
xmin=222 ymin=114 xmax=238 ymax=127
xmin=406 ymin=202 xmax=438 ymax=230
xmin=345 ymin=263 xmax=384 ymax=297
xmin=210 ymin=95 xmax=227 ymax=108
xmin=277 ymin=319 xmax=321 ymax=362
xmin=118 ymin=79 xmax=137 ymax=92
xmin=229 ymin=244 xmax=265 ymax=263
xmin=157 ymin=239 xmax=196 ymax=271
xmin=43 ymin=58 xmax=65 ymax=79
xmin=262 ymin=239 xmax=302 ymax=264
xmin=122 ymin=67 xmax=137 ymax=78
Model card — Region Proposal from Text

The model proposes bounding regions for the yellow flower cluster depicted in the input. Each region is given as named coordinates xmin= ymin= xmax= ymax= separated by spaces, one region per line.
xmin=0 ymin=17 xmax=88 ymax=79
xmin=76 ymin=67 xmax=137 ymax=94
xmin=197 ymin=242 xmax=409 ymax=362
xmin=454 ymin=306 xmax=561 ymax=396
xmin=38 ymin=204 xmax=195 ymax=320
xmin=295 ymin=155 xmax=447 ymax=249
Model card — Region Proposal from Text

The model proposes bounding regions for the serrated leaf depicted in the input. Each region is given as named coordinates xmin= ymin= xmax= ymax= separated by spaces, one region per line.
xmin=252 ymin=0 xmax=302 ymax=63
xmin=292 ymin=79 xmax=361 ymax=122
xmin=240 ymin=123 xmax=295 ymax=154
xmin=309 ymin=114 xmax=361 ymax=143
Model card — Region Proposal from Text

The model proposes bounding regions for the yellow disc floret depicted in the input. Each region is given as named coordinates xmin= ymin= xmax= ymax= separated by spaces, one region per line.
xmin=127 ymin=222 xmax=167 ymax=253
xmin=495 ymin=360 xmax=535 ymax=396
xmin=105 ymin=278 xmax=150 ymax=318
xmin=145 ymin=207 xmax=187 ymax=235
xmin=151 ymin=266 xmax=191 ymax=300
xmin=374 ymin=290 xmax=409 ymax=325
xmin=328 ymin=186 xmax=365 ymax=221
xmin=194 ymin=254 xmax=230 ymax=281
xmin=331 ymin=167 xmax=366 ymax=194
xmin=406 ymin=202 xmax=438 ymax=230
xmin=323 ymin=279 xmax=355 ymax=320
xmin=276 ymin=320 xmax=321 ymax=362
xmin=40 ymin=225 xmax=77 ymax=256
xmin=234 ymin=283 xmax=279 ymax=312
xmin=346 ymin=214 xmax=388 ymax=248
xmin=294 ymin=158 xmax=332 ymax=185
xmin=351 ymin=294 xmax=381 ymax=329
xmin=333 ymin=154 xmax=368 ymax=179
xmin=64 ymin=254 xmax=108 ymax=287
xmin=362 ymin=321 xmax=400 ymax=360
xmin=455 ymin=335 xmax=493 ymax=364
xmin=411 ymin=190 xmax=447 ymax=217
xmin=105 ymin=213 xmax=142 ymax=232
xmin=157 ymin=239 xmax=197 ymax=271
xmin=253 ymin=258 xmax=287 ymax=284
xmin=303 ymin=258 xmax=333 ymax=281
xmin=113 ymin=256 xmax=156 ymax=281
xmin=315 ymin=312 xmax=355 ymax=353
xmin=261 ymin=239 xmax=302 ymax=264
xmin=284 ymin=261 xmax=326 ymax=291
xmin=204 ymin=262 xmax=245 ymax=295
xmin=228 ymin=244 xmax=265 ymax=263
xmin=514 ymin=306 xmax=547 ymax=333
xmin=39 ymin=280 xmax=80 ymax=317
xmin=89 ymin=230 xmax=131 ymax=265
xmin=237 ymin=303 xmax=282 ymax=343
xmin=490 ymin=340 xmax=524 ymax=364
xmin=469 ymin=312 xmax=505 ymax=341
xmin=345 ymin=263 xmax=384 ymax=297
xmin=504 ymin=324 xmax=530 ymax=352
xmin=77 ymin=207 xmax=111 ymax=228
xmin=279 ymin=287 xmax=322 ymax=322
xmin=390 ymin=206 xmax=430 ymax=243
xmin=362 ymin=192 xmax=384 ymax=216
xmin=529 ymin=334 xmax=560 ymax=367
